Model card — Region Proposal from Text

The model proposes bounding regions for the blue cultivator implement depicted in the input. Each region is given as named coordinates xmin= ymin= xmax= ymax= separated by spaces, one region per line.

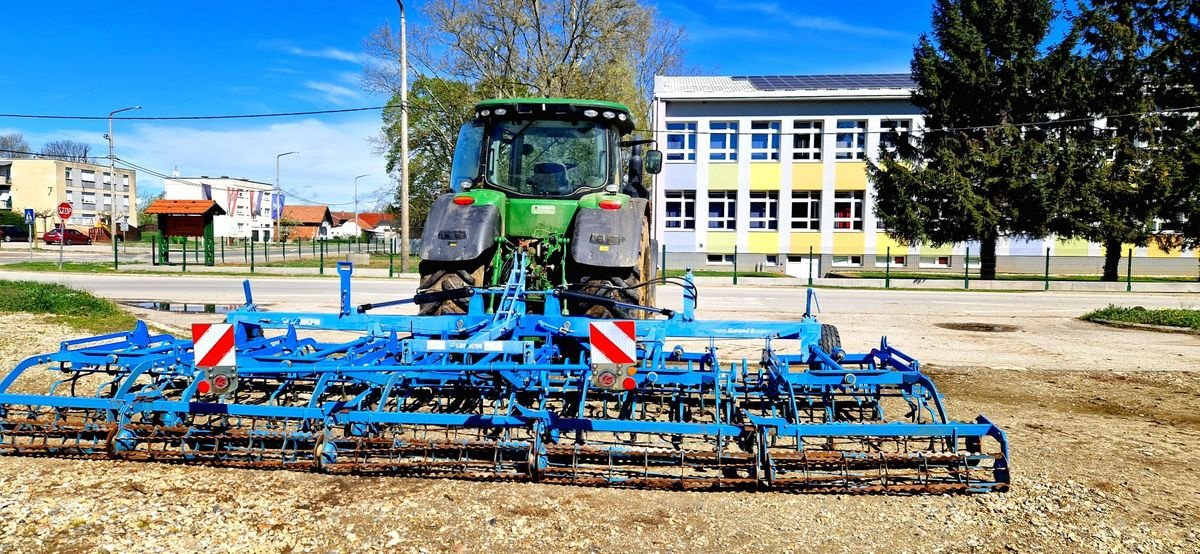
xmin=0 ymin=259 xmax=1009 ymax=493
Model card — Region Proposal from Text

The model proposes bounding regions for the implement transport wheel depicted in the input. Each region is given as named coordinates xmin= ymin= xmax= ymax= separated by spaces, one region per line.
xmin=417 ymin=256 xmax=487 ymax=315
xmin=810 ymin=324 xmax=845 ymax=370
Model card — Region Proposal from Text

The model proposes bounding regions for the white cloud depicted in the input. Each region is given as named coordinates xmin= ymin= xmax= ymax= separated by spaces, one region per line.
xmin=284 ymin=45 xmax=367 ymax=64
xmin=303 ymin=81 xmax=362 ymax=105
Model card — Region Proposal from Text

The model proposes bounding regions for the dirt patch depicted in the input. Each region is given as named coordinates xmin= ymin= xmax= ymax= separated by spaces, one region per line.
xmin=934 ymin=322 xmax=1021 ymax=332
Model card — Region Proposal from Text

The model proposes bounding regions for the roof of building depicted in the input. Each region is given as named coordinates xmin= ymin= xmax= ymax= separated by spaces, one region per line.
xmin=288 ymin=226 xmax=319 ymax=240
xmin=143 ymin=199 xmax=226 ymax=216
xmin=281 ymin=205 xmax=332 ymax=225
xmin=332 ymin=211 xmax=389 ymax=230
xmin=654 ymin=73 xmax=915 ymax=100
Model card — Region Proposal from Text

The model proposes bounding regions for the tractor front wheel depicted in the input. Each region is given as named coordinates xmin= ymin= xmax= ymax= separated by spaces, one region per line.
xmin=417 ymin=258 xmax=487 ymax=315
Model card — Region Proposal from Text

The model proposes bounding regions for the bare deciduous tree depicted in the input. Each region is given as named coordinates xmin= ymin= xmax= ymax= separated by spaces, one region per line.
xmin=40 ymin=140 xmax=92 ymax=162
xmin=0 ymin=133 xmax=31 ymax=158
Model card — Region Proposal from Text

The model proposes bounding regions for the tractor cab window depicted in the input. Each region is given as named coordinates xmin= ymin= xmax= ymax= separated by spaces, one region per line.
xmin=485 ymin=119 xmax=610 ymax=197
xmin=449 ymin=121 xmax=484 ymax=192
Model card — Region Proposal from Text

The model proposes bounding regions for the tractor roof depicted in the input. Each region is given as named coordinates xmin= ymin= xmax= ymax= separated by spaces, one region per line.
xmin=473 ymin=98 xmax=636 ymax=134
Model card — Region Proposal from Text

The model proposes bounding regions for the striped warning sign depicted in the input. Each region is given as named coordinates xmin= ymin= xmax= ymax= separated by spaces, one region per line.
xmin=589 ymin=320 xmax=636 ymax=365
xmin=192 ymin=323 xmax=236 ymax=368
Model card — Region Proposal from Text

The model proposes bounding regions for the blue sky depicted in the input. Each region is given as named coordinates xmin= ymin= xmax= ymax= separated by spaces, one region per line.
xmin=0 ymin=0 xmax=932 ymax=206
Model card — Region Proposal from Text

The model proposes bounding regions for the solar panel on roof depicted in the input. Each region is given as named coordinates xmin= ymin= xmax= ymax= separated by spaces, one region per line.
xmin=731 ymin=74 xmax=913 ymax=91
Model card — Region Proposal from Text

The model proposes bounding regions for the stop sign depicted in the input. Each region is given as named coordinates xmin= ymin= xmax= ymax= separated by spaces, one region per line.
xmin=57 ymin=202 xmax=73 ymax=220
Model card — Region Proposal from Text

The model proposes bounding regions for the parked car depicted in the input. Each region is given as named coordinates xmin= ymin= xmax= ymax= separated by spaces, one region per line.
xmin=42 ymin=228 xmax=92 ymax=245
xmin=0 ymin=225 xmax=30 ymax=242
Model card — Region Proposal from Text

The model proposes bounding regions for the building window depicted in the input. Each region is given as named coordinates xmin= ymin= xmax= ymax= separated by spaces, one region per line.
xmin=832 ymin=255 xmax=863 ymax=267
xmin=81 ymin=170 xmax=95 ymax=182
xmin=880 ymin=119 xmax=912 ymax=151
xmin=835 ymin=120 xmax=866 ymax=160
xmin=664 ymin=190 xmax=696 ymax=229
xmin=709 ymin=121 xmax=739 ymax=161
xmin=707 ymin=190 xmax=737 ymax=230
xmin=919 ymin=256 xmax=951 ymax=268
xmin=665 ymin=121 xmax=697 ymax=161
xmin=876 ymin=255 xmax=906 ymax=268
xmin=748 ymin=191 xmax=778 ymax=230
xmin=121 ymin=175 xmax=130 ymax=186
xmin=833 ymin=191 xmax=864 ymax=230
xmin=103 ymin=173 xmax=112 ymax=185
xmin=81 ymin=193 xmax=96 ymax=205
xmin=749 ymin=121 xmax=780 ymax=161
xmin=765 ymin=254 xmax=779 ymax=266
xmin=790 ymin=191 xmax=821 ymax=230
xmin=792 ymin=121 xmax=823 ymax=160
xmin=706 ymin=254 xmax=735 ymax=265
xmin=65 ymin=168 xmax=73 ymax=181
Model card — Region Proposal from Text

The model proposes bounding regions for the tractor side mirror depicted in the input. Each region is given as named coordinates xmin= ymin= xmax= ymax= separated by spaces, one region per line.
xmin=644 ymin=150 xmax=663 ymax=175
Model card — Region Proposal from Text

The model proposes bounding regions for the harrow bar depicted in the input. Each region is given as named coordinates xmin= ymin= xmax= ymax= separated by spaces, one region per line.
xmin=0 ymin=258 xmax=1009 ymax=493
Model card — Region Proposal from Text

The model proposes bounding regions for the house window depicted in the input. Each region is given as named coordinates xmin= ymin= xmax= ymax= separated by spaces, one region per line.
xmin=706 ymin=254 xmax=735 ymax=265
xmin=749 ymin=121 xmax=780 ymax=161
xmin=790 ymin=191 xmax=821 ymax=230
xmin=81 ymin=170 xmax=95 ymax=182
xmin=919 ymin=256 xmax=952 ymax=268
xmin=709 ymin=121 xmax=739 ymax=161
xmin=707 ymin=190 xmax=737 ymax=230
xmin=748 ymin=191 xmax=778 ymax=230
xmin=664 ymin=190 xmax=696 ymax=229
xmin=833 ymin=191 xmax=864 ymax=230
xmin=792 ymin=121 xmax=823 ymax=160
xmin=876 ymin=255 xmax=906 ymax=268
xmin=832 ymin=255 xmax=863 ymax=267
xmin=835 ymin=120 xmax=866 ymax=160
xmin=880 ymin=119 xmax=912 ymax=151
xmin=665 ymin=121 xmax=697 ymax=161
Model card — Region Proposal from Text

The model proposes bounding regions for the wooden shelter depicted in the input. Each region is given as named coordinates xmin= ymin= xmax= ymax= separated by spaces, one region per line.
xmin=144 ymin=199 xmax=226 ymax=266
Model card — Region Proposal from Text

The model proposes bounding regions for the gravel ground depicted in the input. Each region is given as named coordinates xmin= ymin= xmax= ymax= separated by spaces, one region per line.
xmin=1 ymin=309 xmax=1198 ymax=553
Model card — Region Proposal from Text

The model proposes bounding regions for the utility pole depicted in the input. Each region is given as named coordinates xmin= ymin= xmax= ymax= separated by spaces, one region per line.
xmin=275 ymin=151 xmax=298 ymax=244
xmin=354 ymin=174 xmax=369 ymax=240
xmin=397 ymin=0 xmax=410 ymax=272
xmin=107 ymin=105 xmax=140 ymax=270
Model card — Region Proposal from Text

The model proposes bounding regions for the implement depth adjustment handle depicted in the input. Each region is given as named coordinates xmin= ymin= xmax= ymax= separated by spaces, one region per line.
xmin=357 ymin=288 xmax=474 ymax=314
xmin=553 ymin=288 xmax=674 ymax=318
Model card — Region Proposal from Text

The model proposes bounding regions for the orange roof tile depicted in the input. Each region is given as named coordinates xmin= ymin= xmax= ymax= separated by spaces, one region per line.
xmin=281 ymin=205 xmax=332 ymax=225
xmin=144 ymin=199 xmax=226 ymax=216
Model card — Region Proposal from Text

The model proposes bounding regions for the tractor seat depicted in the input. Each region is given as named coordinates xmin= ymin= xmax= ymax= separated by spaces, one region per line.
xmin=530 ymin=162 xmax=568 ymax=195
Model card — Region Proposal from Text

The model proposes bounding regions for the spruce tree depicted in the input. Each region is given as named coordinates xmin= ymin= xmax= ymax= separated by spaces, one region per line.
xmin=868 ymin=0 xmax=1059 ymax=279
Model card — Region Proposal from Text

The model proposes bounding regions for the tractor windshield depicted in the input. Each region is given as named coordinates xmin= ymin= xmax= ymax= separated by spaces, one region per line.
xmin=482 ymin=119 xmax=611 ymax=197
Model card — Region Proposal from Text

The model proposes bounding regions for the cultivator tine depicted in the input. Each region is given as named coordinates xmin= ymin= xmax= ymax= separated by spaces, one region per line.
xmin=0 ymin=260 xmax=1010 ymax=494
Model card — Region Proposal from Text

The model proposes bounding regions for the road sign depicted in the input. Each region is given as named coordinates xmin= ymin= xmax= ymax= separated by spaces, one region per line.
xmin=589 ymin=320 xmax=636 ymax=365
xmin=57 ymin=202 xmax=73 ymax=220
xmin=191 ymin=323 xmax=236 ymax=368
xmin=23 ymin=208 xmax=34 ymax=225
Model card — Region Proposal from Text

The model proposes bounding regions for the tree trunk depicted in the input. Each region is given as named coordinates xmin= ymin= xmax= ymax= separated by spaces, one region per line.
xmin=1101 ymin=238 xmax=1122 ymax=282
xmin=979 ymin=235 xmax=998 ymax=280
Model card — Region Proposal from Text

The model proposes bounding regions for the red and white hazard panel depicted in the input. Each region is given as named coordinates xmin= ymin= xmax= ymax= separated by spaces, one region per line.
xmin=192 ymin=323 xmax=236 ymax=368
xmin=589 ymin=321 xmax=638 ymax=391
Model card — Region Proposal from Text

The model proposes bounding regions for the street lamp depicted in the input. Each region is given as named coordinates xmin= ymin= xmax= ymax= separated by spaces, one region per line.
xmin=354 ymin=174 xmax=369 ymax=241
xmin=397 ymin=0 xmax=410 ymax=272
xmin=107 ymin=105 xmax=140 ymax=270
xmin=275 ymin=151 xmax=298 ymax=243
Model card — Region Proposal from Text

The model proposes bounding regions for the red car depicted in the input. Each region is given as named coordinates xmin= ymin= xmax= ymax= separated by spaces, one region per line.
xmin=42 ymin=228 xmax=93 ymax=245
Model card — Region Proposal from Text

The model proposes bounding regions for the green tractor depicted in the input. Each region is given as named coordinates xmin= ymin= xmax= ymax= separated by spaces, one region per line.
xmin=417 ymin=98 xmax=662 ymax=318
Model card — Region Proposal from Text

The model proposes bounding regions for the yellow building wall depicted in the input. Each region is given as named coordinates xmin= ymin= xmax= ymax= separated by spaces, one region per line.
xmin=706 ymin=231 xmax=736 ymax=252
xmin=791 ymin=164 xmax=822 ymax=190
xmin=746 ymin=231 xmax=780 ymax=252
xmin=789 ymin=232 xmax=821 ymax=253
xmin=9 ymin=161 xmax=62 ymax=233
xmin=748 ymin=164 xmax=781 ymax=190
xmin=832 ymin=232 xmax=865 ymax=254
xmin=834 ymin=162 xmax=867 ymax=190
xmin=707 ymin=165 xmax=738 ymax=189
xmin=922 ymin=244 xmax=953 ymax=256
xmin=875 ymin=234 xmax=910 ymax=255
xmin=1145 ymin=243 xmax=1176 ymax=258
xmin=1053 ymin=238 xmax=1090 ymax=256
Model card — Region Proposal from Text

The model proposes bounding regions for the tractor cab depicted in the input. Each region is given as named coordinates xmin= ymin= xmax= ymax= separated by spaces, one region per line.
xmin=449 ymin=98 xmax=660 ymax=200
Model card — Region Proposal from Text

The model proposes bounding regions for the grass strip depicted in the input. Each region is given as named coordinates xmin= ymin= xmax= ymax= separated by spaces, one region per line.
xmin=0 ymin=279 xmax=137 ymax=333
xmin=1081 ymin=304 xmax=1200 ymax=331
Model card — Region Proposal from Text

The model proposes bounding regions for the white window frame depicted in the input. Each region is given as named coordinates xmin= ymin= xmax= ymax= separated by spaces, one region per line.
xmin=876 ymin=255 xmax=906 ymax=268
xmin=749 ymin=120 xmax=781 ymax=161
xmin=707 ymin=190 xmax=737 ymax=230
xmin=748 ymin=191 xmax=778 ymax=230
xmin=103 ymin=172 xmax=112 ymax=185
xmin=81 ymin=170 xmax=95 ymax=183
xmin=879 ymin=119 xmax=912 ymax=151
xmin=665 ymin=121 xmax=697 ymax=161
xmin=708 ymin=121 xmax=739 ymax=162
xmin=706 ymin=254 xmax=735 ymax=265
xmin=664 ymin=190 xmax=696 ymax=230
xmin=835 ymin=120 xmax=867 ymax=160
xmin=81 ymin=193 xmax=96 ymax=205
xmin=919 ymin=256 xmax=951 ymax=268
xmin=790 ymin=191 xmax=821 ymax=231
xmin=832 ymin=255 xmax=863 ymax=267
xmin=833 ymin=191 xmax=864 ymax=230
xmin=64 ymin=167 xmax=73 ymax=181
xmin=764 ymin=254 xmax=779 ymax=266
xmin=792 ymin=120 xmax=823 ymax=161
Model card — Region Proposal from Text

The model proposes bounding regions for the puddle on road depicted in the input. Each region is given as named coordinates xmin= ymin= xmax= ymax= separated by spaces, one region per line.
xmin=122 ymin=301 xmax=242 ymax=314
xmin=934 ymin=322 xmax=1021 ymax=333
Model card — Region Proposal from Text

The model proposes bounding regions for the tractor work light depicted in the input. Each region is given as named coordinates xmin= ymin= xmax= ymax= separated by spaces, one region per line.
xmin=583 ymin=109 xmax=599 ymax=117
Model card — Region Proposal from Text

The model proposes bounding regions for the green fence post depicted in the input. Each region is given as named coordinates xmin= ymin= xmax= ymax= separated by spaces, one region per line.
xmin=337 ymin=240 xmax=341 ymax=256
xmin=964 ymin=246 xmax=970 ymax=290
xmin=282 ymin=238 xmax=286 ymax=261
xmin=220 ymin=239 xmax=225 ymax=264
xmin=885 ymin=246 xmax=891 ymax=289
xmin=243 ymin=239 xmax=247 ymax=263
xmin=807 ymin=246 xmax=814 ymax=287
xmin=1044 ymin=247 xmax=1051 ymax=291
xmin=151 ymin=239 xmax=157 ymax=267
xmin=311 ymin=237 xmax=315 ymax=257
xmin=661 ymin=243 xmax=667 ymax=276
xmin=297 ymin=238 xmax=301 ymax=259
xmin=319 ymin=240 xmax=325 ymax=275
xmin=182 ymin=237 xmax=187 ymax=272
xmin=250 ymin=239 xmax=255 ymax=273
xmin=389 ymin=244 xmax=394 ymax=278
xmin=1126 ymin=247 xmax=1133 ymax=292
xmin=732 ymin=245 xmax=738 ymax=285
xmin=264 ymin=239 xmax=269 ymax=264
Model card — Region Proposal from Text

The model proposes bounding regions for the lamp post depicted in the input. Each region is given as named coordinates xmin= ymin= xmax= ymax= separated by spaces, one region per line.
xmin=354 ymin=174 xmax=369 ymax=241
xmin=107 ymin=105 xmax=140 ymax=270
xmin=397 ymin=0 xmax=410 ymax=272
xmin=275 ymin=151 xmax=298 ymax=243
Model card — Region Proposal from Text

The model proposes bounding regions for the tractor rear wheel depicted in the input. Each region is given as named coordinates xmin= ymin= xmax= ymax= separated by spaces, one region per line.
xmin=417 ymin=257 xmax=487 ymax=315
xmin=570 ymin=268 xmax=643 ymax=319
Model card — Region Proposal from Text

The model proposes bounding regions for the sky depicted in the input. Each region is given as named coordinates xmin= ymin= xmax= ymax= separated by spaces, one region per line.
xmin=0 ymin=0 xmax=932 ymax=208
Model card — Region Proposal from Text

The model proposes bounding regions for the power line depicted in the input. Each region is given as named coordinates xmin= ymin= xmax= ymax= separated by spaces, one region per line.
xmin=0 ymin=106 xmax=387 ymax=121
